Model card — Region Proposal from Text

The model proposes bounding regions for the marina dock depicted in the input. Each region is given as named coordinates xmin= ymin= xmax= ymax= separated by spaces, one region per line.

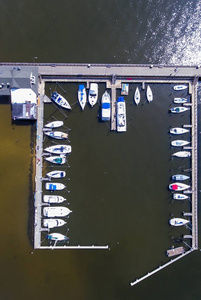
xmin=0 ymin=62 xmax=199 ymax=280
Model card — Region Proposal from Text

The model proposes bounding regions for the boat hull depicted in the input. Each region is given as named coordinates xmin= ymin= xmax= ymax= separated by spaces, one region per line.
xmin=44 ymin=145 xmax=72 ymax=154
xmin=172 ymin=151 xmax=191 ymax=158
xmin=43 ymin=195 xmax=66 ymax=203
xmin=45 ymin=156 xmax=66 ymax=165
xmin=78 ymin=85 xmax=87 ymax=110
xmin=101 ymin=91 xmax=111 ymax=121
xmin=46 ymin=233 xmax=68 ymax=241
xmin=146 ymin=85 xmax=153 ymax=102
xmin=88 ymin=83 xmax=98 ymax=107
xmin=174 ymin=98 xmax=189 ymax=104
xmin=173 ymin=193 xmax=189 ymax=200
xmin=172 ymin=174 xmax=189 ymax=181
xmin=173 ymin=85 xmax=188 ymax=91
xmin=43 ymin=218 xmax=66 ymax=229
xmin=51 ymin=92 xmax=71 ymax=110
xmin=43 ymin=206 xmax=72 ymax=217
xmin=46 ymin=170 xmax=66 ymax=178
xmin=169 ymin=183 xmax=190 ymax=191
xmin=171 ymin=140 xmax=189 ymax=147
xmin=45 ymin=121 xmax=64 ymax=128
xmin=45 ymin=183 xmax=66 ymax=190
xmin=170 ymin=107 xmax=190 ymax=113
xmin=116 ymin=97 xmax=127 ymax=132
xmin=170 ymin=128 xmax=189 ymax=135
xmin=45 ymin=131 xmax=68 ymax=140
xmin=134 ymin=87 xmax=140 ymax=105
xmin=169 ymin=218 xmax=189 ymax=226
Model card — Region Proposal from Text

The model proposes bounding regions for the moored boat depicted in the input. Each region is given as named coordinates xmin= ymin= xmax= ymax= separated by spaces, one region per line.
xmin=169 ymin=183 xmax=190 ymax=191
xmin=170 ymin=107 xmax=190 ymax=113
xmin=171 ymin=140 xmax=189 ymax=147
xmin=43 ymin=195 xmax=66 ymax=203
xmin=134 ymin=87 xmax=140 ymax=105
xmin=46 ymin=170 xmax=66 ymax=178
xmin=146 ymin=85 xmax=153 ymax=102
xmin=101 ymin=91 xmax=111 ymax=121
xmin=174 ymin=98 xmax=189 ymax=104
xmin=121 ymin=83 xmax=129 ymax=95
xmin=116 ymin=96 xmax=127 ymax=132
xmin=46 ymin=233 xmax=69 ymax=241
xmin=45 ymin=155 xmax=66 ymax=165
xmin=88 ymin=83 xmax=98 ymax=107
xmin=44 ymin=145 xmax=72 ymax=154
xmin=169 ymin=218 xmax=189 ymax=226
xmin=43 ymin=206 xmax=72 ymax=217
xmin=45 ymin=121 xmax=64 ymax=128
xmin=45 ymin=131 xmax=68 ymax=140
xmin=170 ymin=127 xmax=189 ymax=135
xmin=172 ymin=151 xmax=191 ymax=158
xmin=78 ymin=84 xmax=87 ymax=110
xmin=45 ymin=182 xmax=66 ymax=190
xmin=173 ymin=85 xmax=188 ymax=91
xmin=173 ymin=193 xmax=189 ymax=200
xmin=172 ymin=174 xmax=190 ymax=181
xmin=43 ymin=218 xmax=66 ymax=229
xmin=51 ymin=92 xmax=71 ymax=110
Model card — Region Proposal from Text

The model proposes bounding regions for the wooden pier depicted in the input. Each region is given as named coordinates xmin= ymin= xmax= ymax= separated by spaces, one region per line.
xmin=166 ymin=247 xmax=184 ymax=257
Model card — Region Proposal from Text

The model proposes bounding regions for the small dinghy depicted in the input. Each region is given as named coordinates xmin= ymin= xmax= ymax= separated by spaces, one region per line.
xmin=169 ymin=218 xmax=189 ymax=226
xmin=171 ymin=140 xmax=189 ymax=147
xmin=173 ymin=193 xmax=189 ymax=200
xmin=101 ymin=91 xmax=111 ymax=121
xmin=88 ymin=83 xmax=98 ymax=107
xmin=43 ymin=195 xmax=66 ymax=203
xmin=172 ymin=174 xmax=189 ymax=181
xmin=172 ymin=151 xmax=191 ymax=158
xmin=44 ymin=145 xmax=71 ymax=154
xmin=46 ymin=170 xmax=66 ymax=178
xmin=146 ymin=85 xmax=153 ymax=102
xmin=46 ymin=233 xmax=69 ymax=241
xmin=45 ymin=182 xmax=66 ymax=191
xmin=43 ymin=218 xmax=66 ymax=229
xmin=45 ymin=155 xmax=66 ymax=165
xmin=134 ymin=87 xmax=140 ymax=105
xmin=170 ymin=107 xmax=190 ymax=113
xmin=170 ymin=127 xmax=189 ymax=135
xmin=45 ymin=121 xmax=64 ymax=128
xmin=78 ymin=84 xmax=87 ymax=110
xmin=174 ymin=98 xmax=189 ymax=104
xmin=173 ymin=85 xmax=188 ymax=91
xmin=169 ymin=183 xmax=190 ymax=191
xmin=45 ymin=131 xmax=68 ymax=140
xmin=43 ymin=206 xmax=72 ymax=217
xmin=51 ymin=92 xmax=71 ymax=110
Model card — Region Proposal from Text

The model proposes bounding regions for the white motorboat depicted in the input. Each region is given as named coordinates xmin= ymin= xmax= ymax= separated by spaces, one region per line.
xmin=45 ymin=131 xmax=68 ymax=140
xmin=171 ymin=140 xmax=189 ymax=147
xmin=43 ymin=195 xmax=66 ymax=203
xmin=46 ymin=233 xmax=69 ymax=241
xmin=173 ymin=193 xmax=189 ymax=200
xmin=45 ymin=121 xmax=64 ymax=128
xmin=146 ymin=85 xmax=153 ymax=102
xmin=51 ymin=92 xmax=72 ymax=110
xmin=45 ymin=182 xmax=66 ymax=191
xmin=174 ymin=98 xmax=189 ymax=104
xmin=170 ymin=107 xmax=190 ymax=113
xmin=44 ymin=145 xmax=72 ymax=154
xmin=169 ymin=183 xmax=190 ymax=191
xmin=88 ymin=83 xmax=98 ymax=107
xmin=116 ymin=96 xmax=127 ymax=132
xmin=169 ymin=218 xmax=189 ymax=226
xmin=170 ymin=127 xmax=189 ymax=135
xmin=121 ymin=83 xmax=129 ymax=95
xmin=43 ymin=218 xmax=66 ymax=229
xmin=101 ymin=91 xmax=111 ymax=121
xmin=46 ymin=170 xmax=66 ymax=178
xmin=172 ymin=151 xmax=191 ymax=158
xmin=173 ymin=85 xmax=188 ymax=91
xmin=78 ymin=84 xmax=87 ymax=110
xmin=172 ymin=174 xmax=189 ymax=181
xmin=134 ymin=87 xmax=140 ymax=105
xmin=45 ymin=155 xmax=66 ymax=165
xmin=43 ymin=206 xmax=72 ymax=217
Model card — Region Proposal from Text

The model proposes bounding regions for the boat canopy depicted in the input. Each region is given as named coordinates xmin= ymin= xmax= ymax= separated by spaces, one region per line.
xmin=117 ymin=96 xmax=124 ymax=102
xmin=102 ymin=103 xmax=110 ymax=109
xmin=79 ymin=85 xmax=84 ymax=89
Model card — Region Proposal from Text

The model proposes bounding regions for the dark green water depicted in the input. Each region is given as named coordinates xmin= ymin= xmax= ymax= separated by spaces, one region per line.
xmin=1 ymin=0 xmax=201 ymax=299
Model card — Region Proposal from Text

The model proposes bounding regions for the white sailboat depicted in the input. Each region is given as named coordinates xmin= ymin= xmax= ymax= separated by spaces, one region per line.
xmin=134 ymin=87 xmax=140 ymax=105
xmin=174 ymin=98 xmax=189 ymax=104
xmin=46 ymin=233 xmax=69 ymax=241
xmin=169 ymin=218 xmax=189 ymax=226
xmin=171 ymin=174 xmax=189 ymax=181
xmin=44 ymin=131 xmax=68 ymax=140
xmin=78 ymin=84 xmax=87 ymax=110
xmin=170 ymin=127 xmax=189 ymax=135
xmin=146 ymin=85 xmax=153 ymax=102
xmin=171 ymin=140 xmax=189 ymax=147
xmin=45 ymin=121 xmax=64 ymax=128
xmin=51 ymin=92 xmax=71 ymax=110
xmin=46 ymin=170 xmax=66 ymax=178
xmin=44 ymin=145 xmax=71 ymax=154
xmin=169 ymin=183 xmax=190 ymax=191
xmin=173 ymin=85 xmax=188 ymax=91
xmin=170 ymin=107 xmax=190 ymax=113
xmin=45 ymin=155 xmax=66 ymax=165
xmin=172 ymin=151 xmax=191 ymax=158
xmin=173 ymin=194 xmax=189 ymax=200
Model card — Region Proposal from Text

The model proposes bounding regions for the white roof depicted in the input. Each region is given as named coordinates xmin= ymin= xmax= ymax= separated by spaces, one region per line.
xmin=11 ymin=88 xmax=37 ymax=104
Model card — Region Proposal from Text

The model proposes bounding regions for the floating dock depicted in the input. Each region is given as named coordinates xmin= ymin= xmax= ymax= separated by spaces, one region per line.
xmin=166 ymin=247 xmax=185 ymax=257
